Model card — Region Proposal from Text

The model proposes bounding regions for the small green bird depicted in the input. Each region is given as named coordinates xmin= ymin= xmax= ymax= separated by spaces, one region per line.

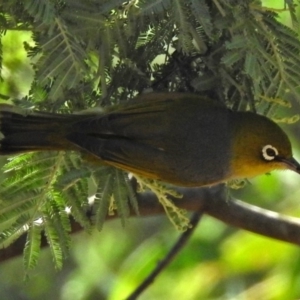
xmin=0 ymin=93 xmax=299 ymax=186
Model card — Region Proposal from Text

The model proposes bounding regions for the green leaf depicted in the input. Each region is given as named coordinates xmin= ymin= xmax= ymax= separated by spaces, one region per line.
xmin=94 ymin=172 xmax=114 ymax=230
xmin=23 ymin=223 xmax=42 ymax=271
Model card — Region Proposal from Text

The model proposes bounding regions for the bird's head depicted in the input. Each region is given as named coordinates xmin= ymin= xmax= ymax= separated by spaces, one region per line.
xmin=229 ymin=111 xmax=300 ymax=180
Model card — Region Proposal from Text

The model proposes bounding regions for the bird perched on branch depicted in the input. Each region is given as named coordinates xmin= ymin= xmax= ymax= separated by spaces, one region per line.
xmin=0 ymin=93 xmax=299 ymax=186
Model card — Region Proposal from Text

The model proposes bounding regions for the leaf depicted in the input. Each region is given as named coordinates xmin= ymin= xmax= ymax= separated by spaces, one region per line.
xmin=190 ymin=0 xmax=213 ymax=36
xmin=24 ymin=0 xmax=55 ymax=24
xmin=23 ymin=223 xmax=42 ymax=271
xmin=135 ymin=175 xmax=189 ymax=231
xmin=221 ymin=51 xmax=243 ymax=67
xmin=0 ymin=215 xmax=31 ymax=248
xmin=114 ymin=169 xmax=130 ymax=226
xmin=94 ymin=171 xmax=114 ymax=230
xmin=43 ymin=215 xmax=63 ymax=270
xmin=139 ymin=0 xmax=172 ymax=15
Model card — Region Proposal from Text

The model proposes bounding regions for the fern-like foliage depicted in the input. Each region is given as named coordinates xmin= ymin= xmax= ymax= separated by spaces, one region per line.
xmin=223 ymin=6 xmax=300 ymax=108
xmin=135 ymin=175 xmax=189 ymax=231
xmin=0 ymin=152 xmax=73 ymax=268
xmin=23 ymin=0 xmax=56 ymax=25
xmin=92 ymin=167 xmax=139 ymax=229
xmin=1 ymin=0 xmax=300 ymax=270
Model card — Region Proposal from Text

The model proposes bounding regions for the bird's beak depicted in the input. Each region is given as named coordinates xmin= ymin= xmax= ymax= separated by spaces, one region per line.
xmin=278 ymin=157 xmax=300 ymax=174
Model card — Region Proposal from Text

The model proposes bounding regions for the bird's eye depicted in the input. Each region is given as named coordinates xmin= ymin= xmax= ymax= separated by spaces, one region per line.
xmin=262 ymin=145 xmax=279 ymax=161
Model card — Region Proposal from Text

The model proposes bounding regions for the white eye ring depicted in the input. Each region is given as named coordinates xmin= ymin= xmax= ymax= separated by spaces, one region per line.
xmin=262 ymin=145 xmax=279 ymax=161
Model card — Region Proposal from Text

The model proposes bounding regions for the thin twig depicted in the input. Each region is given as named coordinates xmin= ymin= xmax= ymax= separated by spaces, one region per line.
xmin=125 ymin=210 xmax=203 ymax=300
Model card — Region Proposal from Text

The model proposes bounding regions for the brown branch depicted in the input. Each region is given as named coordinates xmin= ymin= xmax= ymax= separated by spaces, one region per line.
xmin=139 ymin=186 xmax=300 ymax=244
xmin=1 ymin=185 xmax=300 ymax=263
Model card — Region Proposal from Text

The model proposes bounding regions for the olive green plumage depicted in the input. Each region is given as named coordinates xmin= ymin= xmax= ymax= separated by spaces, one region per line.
xmin=0 ymin=93 xmax=299 ymax=186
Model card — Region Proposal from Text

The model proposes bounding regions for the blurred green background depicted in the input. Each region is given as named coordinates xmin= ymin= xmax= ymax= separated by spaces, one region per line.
xmin=1 ymin=1 xmax=300 ymax=300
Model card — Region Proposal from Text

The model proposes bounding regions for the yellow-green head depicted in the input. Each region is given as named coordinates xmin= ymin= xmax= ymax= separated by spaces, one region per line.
xmin=229 ymin=111 xmax=300 ymax=180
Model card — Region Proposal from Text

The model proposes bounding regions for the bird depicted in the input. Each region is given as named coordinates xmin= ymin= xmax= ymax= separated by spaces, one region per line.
xmin=0 ymin=92 xmax=299 ymax=187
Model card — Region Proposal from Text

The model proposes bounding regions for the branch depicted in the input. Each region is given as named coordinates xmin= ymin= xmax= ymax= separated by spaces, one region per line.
xmin=138 ymin=186 xmax=300 ymax=244
xmin=1 ymin=185 xmax=300 ymax=262
xmin=125 ymin=211 xmax=203 ymax=300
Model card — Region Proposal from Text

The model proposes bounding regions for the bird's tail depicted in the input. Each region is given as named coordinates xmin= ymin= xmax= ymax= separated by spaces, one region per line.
xmin=0 ymin=105 xmax=73 ymax=155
